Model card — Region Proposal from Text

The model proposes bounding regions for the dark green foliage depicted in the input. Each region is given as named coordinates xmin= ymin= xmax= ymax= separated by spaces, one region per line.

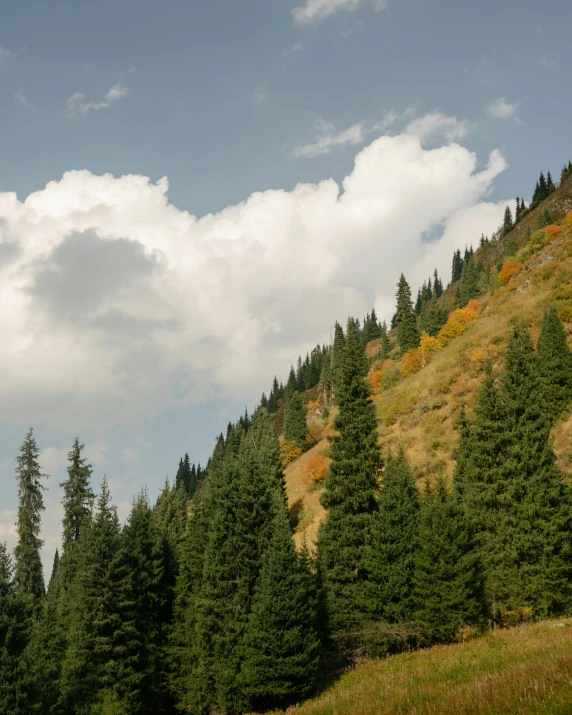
xmin=283 ymin=390 xmax=309 ymax=450
xmin=419 ymin=300 xmax=448 ymax=337
xmin=502 ymin=206 xmax=513 ymax=236
xmin=241 ymin=502 xmax=320 ymax=711
xmin=13 ymin=428 xmax=46 ymax=623
xmin=413 ymin=477 xmax=485 ymax=643
xmin=154 ymin=479 xmax=189 ymax=573
xmin=378 ymin=321 xmax=391 ymax=362
xmin=120 ymin=492 xmax=173 ymax=713
xmin=506 ymin=240 xmax=518 ymax=257
xmin=61 ymin=438 xmax=94 ymax=549
xmin=331 ymin=321 xmax=345 ymax=400
xmin=395 ymin=274 xmax=420 ymax=352
xmin=58 ymin=478 xmax=141 ymax=713
xmin=536 ymin=307 xmax=572 ymax=421
xmin=317 ymin=318 xmax=381 ymax=635
xmin=455 ymin=257 xmax=481 ymax=308
xmin=0 ymin=543 xmax=29 ymax=715
xmin=367 ymin=450 xmax=420 ymax=623
xmin=433 ymin=269 xmax=443 ymax=298
xmin=457 ymin=327 xmax=572 ymax=621
xmin=452 ymin=249 xmax=463 ymax=282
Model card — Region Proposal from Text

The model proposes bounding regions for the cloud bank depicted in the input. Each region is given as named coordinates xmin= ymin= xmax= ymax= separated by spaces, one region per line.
xmin=0 ymin=119 xmax=508 ymax=434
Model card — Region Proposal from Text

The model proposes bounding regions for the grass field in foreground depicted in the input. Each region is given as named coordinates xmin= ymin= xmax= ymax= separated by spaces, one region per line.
xmin=271 ymin=619 xmax=572 ymax=715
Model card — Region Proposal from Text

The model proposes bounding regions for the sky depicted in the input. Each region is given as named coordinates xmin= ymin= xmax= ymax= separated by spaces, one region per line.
xmin=0 ymin=0 xmax=570 ymax=573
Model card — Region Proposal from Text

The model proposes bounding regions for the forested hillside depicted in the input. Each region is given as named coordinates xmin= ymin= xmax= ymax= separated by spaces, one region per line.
xmin=2 ymin=163 xmax=572 ymax=715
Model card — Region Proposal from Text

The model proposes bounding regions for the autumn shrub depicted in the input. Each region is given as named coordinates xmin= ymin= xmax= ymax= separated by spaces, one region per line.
xmin=545 ymin=224 xmax=560 ymax=242
xmin=305 ymin=452 xmax=330 ymax=485
xmin=307 ymin=422 xmax=324 ymax=447
xmin=279 ymin=437 xmax=303 ymax=468
xmin=498 ymin=261 xmax=521 ymax=285
xmin=382 ymin=365 xmax=401 ymax=389
xmin=367 ymin=370 xmax=382 ymax=393
xmin=436 ymin=302 xmax=480 ymax=349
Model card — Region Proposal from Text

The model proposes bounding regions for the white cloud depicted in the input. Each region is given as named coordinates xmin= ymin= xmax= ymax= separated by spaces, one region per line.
xmin=0 ymin=45 xmax=15 ymax=61
xmin=293 ymin=119 xmax=367 ymax=158
xmin=65 ymin=81 xmax=129 ymax=119
xmin=486 ymin=97 xmax=522 ymax=123
xmin=405 ymin=113 xmax=472 ymax=143
xmin=14 ymin=89 xmax=30 ymax=107
xmin=284 ymin=41 xmax=304 ymax=55
xmin=40 ymin=440 xmax=110 ymax=474
xmin=293 ymin=0 xmax=386 ymax=25
xmin=0 ymin=118 xmax=507 ymax=434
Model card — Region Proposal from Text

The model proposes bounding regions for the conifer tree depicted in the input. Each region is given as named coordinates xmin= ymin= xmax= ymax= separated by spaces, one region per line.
xmin=413 ymin=477 xmax=485 ymax=643
xmin=536 ymin=307 xmax=572 ymax=421
xmin=378 ymin=321 xmax=391 ymax=362
xmin=13 ymin=428 xmax=46 ymax=622
xmin=536 ymin=207 xmax=553 ymax=229
xmin=241 ymin=500 xmax=320 ymax=712
xmin=367 ymin=450 xmax=420 ymax=623
xmin=433 ymin=269 xmax=443 ymax=298
xmin=61 ymin=437 xmax=94 ymax=550
xmin=317 ymin=318 xmax=381 ymax=635
xmin=420 ymin=301 xmax=448 ymax=337
xmin=58 ymin=477 xmax=140 ymax=713
xmin=452 ymin=249 xmax=463 ymax=282
xmin=0 ymin=543 xmax=28 ymax=715
xmin=331 ymin=321 xmax=345 ymax=400
xmin=502 ymin=206 xmax=513 ymax=235
xmin=283 ymin=390 xmax=309 ymax=451
xmin=395 ymin=274 xmax=420 ymax=353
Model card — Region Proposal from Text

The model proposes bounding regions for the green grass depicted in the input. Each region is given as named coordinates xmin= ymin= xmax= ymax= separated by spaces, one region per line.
xmin=267 ymin=619 xmax=572 ymax=715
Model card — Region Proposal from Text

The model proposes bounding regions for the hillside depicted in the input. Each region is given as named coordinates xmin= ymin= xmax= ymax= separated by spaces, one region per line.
xmin=285 ymin=173 xmax=572 ymax=552
xmin=270 ymin=618 xmax=572 ymax=715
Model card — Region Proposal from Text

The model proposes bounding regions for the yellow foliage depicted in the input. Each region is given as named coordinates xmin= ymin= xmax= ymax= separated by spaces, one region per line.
xmin=498 ymin=261 xmax=521 ymax=285
xmin=565 ymin=210 xmax=572 ymax=225
xmin=306 ymin=399 xmax=320 ymax=416
xmin=436 ymin=302 xmax=480 ymax=349
xmin=400 ymin=349 xmax=424 ymax=377
xmin=467 ymin=347 xmax=487 ymax=373
xmin=305 ymin=453 xmax=330 ymax=484
xmin=419 ymin=334 xmax=439 ymax=355
xmin=279 ymin=437 xmax=302 ymax=468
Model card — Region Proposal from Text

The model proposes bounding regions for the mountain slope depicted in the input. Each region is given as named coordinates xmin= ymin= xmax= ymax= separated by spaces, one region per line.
xmin=286 ymin=174 xmax=572 ymax=551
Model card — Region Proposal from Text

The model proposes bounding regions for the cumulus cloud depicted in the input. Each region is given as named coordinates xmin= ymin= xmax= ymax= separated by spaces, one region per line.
xmin=65 ymin=81 xmax=129 ymax=119
xmin=0 ymin=120 xmax=508 ymax=433
xmin=405 ymin=113 xmax=472 ymax=143
xmin=293 ymin=0 xmax=386 ymax=25
xmin=486 ymin=97 xmax=522 ymax=123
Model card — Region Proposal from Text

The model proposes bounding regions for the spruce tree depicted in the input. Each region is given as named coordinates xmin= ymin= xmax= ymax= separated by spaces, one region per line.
xmin=502 ymin=206 xmax=514 ymax=235
xmin=395 ymin=274 xmax=420 ymax=353
xmin=317 ymin=318 xmax=381 ymax=636
xmin=13 ymin=428 xmax=46 ymax=623
xmin=61 ymin=437 xmax=94 ymax=550
xmin=433 ymin=269 xmax=443 ymax=298
xmin=283 ymin=390 xmax=309 ymax=451
xmin=536 ymin=306 xmax=572 ymax=421
xmin=331 ymin=321 xmax=345 ymax=400
xmin=0 ymin=543 xmax=28 ymax=715
xmin=378 ymin=321 xmax=391 ymax=362
xmin=413 ymin=477 xmax=485 ymax=643
xmin=367 ymin=450 xmax=420 ymax=623
xmin=241 ymin=500 xmax=320 ymax=711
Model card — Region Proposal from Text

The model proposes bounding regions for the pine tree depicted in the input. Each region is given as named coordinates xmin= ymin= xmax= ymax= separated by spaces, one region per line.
xmin=13 ymin=428 xmax=46 ymax=623
xmin=0 ymin=543 xmax=29 ymax=715
xmin=241 ymin=500 xmax=320 ymax=712
xmin=61 ymin=437 xmax=94 ymax=550
xmin=367 ymin=450 xmax=420 ymax=623
xmin=395 ymin=274 xmax=420 ymax=353
xmin=457 ymin=258 xmax=481 ymax=307
xmin=58 ymin=477 xmax=140 ymax=713
xmin=317 ymin=318 xmax=381 ymax=636
xmin=121 ymin=492 xmax=173 ymax=713
xmin=413 ymin=477 xmax=485 ymax=643
xmin=283 ymin=390 xmax=309 ymax=451
xmin=536 ymin=307 xmax=572 ymax=421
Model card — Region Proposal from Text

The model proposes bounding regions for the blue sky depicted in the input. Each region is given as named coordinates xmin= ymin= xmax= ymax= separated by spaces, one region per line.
xmin=0 ymin=0 xmax=570 ymax=571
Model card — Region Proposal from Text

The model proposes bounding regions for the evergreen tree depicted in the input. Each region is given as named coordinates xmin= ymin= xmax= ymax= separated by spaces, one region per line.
xmin=515 ymin=197 xmax=521 ymax=223
xmin=413 ymin=477 xmax=485 ymax=643
xmin=457 ymin=258 xmax=481 ymax=307
xmin=283 ymin=390 xmax=309 ymax=451
xmin=420 ymin=301 xmax=448 ymax=337
xmin=175 ymin=453 xmax=193 ymax=495
xmin=395 ymin=274 xmax=420 ymax=353
xmin=433 ymin=269 xmax=443 ymax=298
xmin=502 ymin=206 xmax=514 ymax=236
xmin=58 ymin=477 xmax=140 ymax=713
xmin=0 ymin=543 xmax=28 ymax=715
xmin=536 ymin=207 xmax=553 ymax=229
xmin=452 ymin=249 xmax=463 ymax=282
xmin=13 ymin=428 xmax=46 ymax=623
xmin=331 ymin=321 xmax=345 ymax=400
xmin=121 ymin=492 xmax=173 ymax=713
xmin=61 ymin=437 xmax=94 ymax=550
xmin=317 ymin=318 xmax=381 ymax=636
xmin=367 ymin=450 xmax=420 ymax=623
xmin=378 ymin=321 xmax=391 ymax=362
xmin=538 ymin=172 xmax=548 ymax=200
xmin=536 ymin=307 xmax=572 ymax=421
xmin=241 ymin=501 xmax=320 ymax=712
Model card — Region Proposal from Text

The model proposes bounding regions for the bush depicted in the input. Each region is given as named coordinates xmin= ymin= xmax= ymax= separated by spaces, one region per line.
xmin=436 ymin=302 xmax=480 ymax=349
xmin=367 ymin=370 xmax=382 ymax=393
xmin=279 ymin=438 xmax=303 ymax=468
xmin=382 ymin=366 xmax=402 ymax=389
xmin=305 ymin=453 xmax=329 ymax=484
xmin=498 ymin=262 xmax=521 ymax=285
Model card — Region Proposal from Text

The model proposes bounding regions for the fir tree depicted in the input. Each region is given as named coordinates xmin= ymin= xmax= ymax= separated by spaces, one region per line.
xmin=283 ymin=390 xmax=309 ymax=451
xmin=317 ymin=318 xmax=381 ymax=635
xmin=0 ymin=543 xmax=28 ymax=715
xmin=536 ymin=307 xmax=572 ymax=421
xmin=452 ymin=249 xmax=463 ymax=282
xmin=331 ymin=321 xmax=345 ymax=400
xmin=378 ymin=321 xmax=391 ymax=362
xmin=502 ymin=206 xmax=514 ymax=236
xmin=433 ymin=269 xmax=443 ymax=298
xmin=13 ymin=428 xmax=46 ymax=622
xmin=241 ymin=501 xmax=320 ymax=711
xmin=61 ymin=437 xmax=94 ymax=550
xmin=413 ymin=477 xmax=485 ymax=643
xmin=419 ymin=301 xmax=448 ymax=337
xmin=367 ymin=450 xmax=420 ymax=623
xmin=536 ymin=207 xmax=553 ymax=229
xmin=395 ymin=274 xmax=420 ymax=353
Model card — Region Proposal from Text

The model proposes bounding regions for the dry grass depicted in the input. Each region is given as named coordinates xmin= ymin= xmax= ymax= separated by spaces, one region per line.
xmin=269 ymin=619 xmax=572 ymax=715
